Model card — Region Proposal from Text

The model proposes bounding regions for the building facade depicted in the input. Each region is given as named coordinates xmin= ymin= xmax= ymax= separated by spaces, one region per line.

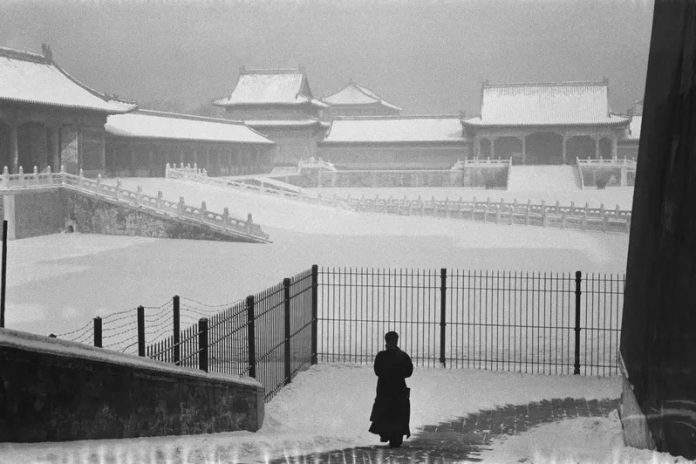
xmin=321 ymin=81 xmax=401 ymax=119
xmin=104 ymin=110 xmax=275 ymax=177
xmin=318 ymin=115 xmax=469 ymax=170
xmin=0 ymin=45 xmax=135 ymax=176
xmin=462 ymin=80 xmax=632 ymax=164
xmin=214 ymin=68 xmax=328 ymax=166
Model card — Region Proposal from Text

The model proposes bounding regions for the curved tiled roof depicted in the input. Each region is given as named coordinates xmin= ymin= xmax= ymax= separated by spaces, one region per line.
xmin=463 ymin=81 xmax=630 ymax=127
xmin=322 ymin=82 xmax=401 ymax=111
xmin=106 ymin=110 xmax=274 ymax=144
xmin=0 ymin=46 xmax=135 ymax=113
xmin=321 ymin=115 xmax=466 ymax=144
xmin=213 ymin=68 xmax=327 ymax=108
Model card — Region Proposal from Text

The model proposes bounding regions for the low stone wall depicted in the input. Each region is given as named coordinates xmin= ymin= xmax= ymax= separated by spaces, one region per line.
xmin=0 ymin=187 xmax=257 ymax=242
xmin=62 ymin=190 xmax=249 ymax=242
xmin=0 ymin=328 xmax=264 ymax=442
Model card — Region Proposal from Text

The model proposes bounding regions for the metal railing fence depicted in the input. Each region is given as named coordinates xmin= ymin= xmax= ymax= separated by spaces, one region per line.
xmin=55 ymin=265 xmax=623 ymax=404
xmin=317 ymin=267 xmax=624 ymax=376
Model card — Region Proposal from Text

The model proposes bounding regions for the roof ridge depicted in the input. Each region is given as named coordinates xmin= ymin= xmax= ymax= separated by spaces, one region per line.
xmin=241 ymin=68 xmax=304 ymax=75
xmin=0 ymin=46 xmax=48 ymax=64
xmin=51 ymin=60 xmax=136 ymax=111
xmin=485 ymin=80 xmax=609 ymax=89
xmin=334 ymin=114 xmax=459 ymax=121
xmin=135 ymin=109 xmax=245 ymax=125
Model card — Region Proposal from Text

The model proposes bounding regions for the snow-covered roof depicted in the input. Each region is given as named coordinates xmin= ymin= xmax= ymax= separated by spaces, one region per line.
xmin=213 ymin=68 xmax=327 ymax=108
xmin=106 ymin=110 xmax=274 ymax=144
xmin=244 ymin=119 xmax=328 ymax=129
xmin=320 ymin=116 xmax=467 ymax=144
xmin=322 ymin=82 xmax=401 ymax=111
xmin=623 ymin=115 xmax=642 ymax=141
xmin=463 ymin=81 xmax=630 ymax=127
xmin=0 ymin=46 xmax=135 ymax=113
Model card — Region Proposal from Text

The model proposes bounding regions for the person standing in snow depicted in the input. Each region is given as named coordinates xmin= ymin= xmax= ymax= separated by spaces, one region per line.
xmin=368 ymin=331 xmax=413 ymax=448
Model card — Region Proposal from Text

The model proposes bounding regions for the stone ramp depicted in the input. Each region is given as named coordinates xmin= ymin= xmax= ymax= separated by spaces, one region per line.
xmin=507 ymin=165 xmax=581 ymax=192
xmin=270 ymin=398 xmax=619 ymax=464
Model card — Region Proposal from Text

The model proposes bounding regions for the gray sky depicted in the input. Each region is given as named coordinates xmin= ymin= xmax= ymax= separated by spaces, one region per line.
xmin=0 ymin=0 xmax=654 ymax=116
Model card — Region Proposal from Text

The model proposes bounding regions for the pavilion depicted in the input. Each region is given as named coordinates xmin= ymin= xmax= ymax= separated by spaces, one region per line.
xmin=321 ymin=81 xmax=401 ymax=119
xmin=461 ymin=80 xmax=632 ymax=164
xmin=213 ymin=67 xmax=328 ymax=166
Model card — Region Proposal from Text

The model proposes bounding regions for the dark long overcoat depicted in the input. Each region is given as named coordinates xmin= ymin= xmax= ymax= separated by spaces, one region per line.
xmin=368 ymin=346 xmax=414 ymax=439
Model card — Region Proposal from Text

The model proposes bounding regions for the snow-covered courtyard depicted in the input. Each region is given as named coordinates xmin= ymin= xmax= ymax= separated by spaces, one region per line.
xmin=2 ymin=179 xmax=668 ymax=463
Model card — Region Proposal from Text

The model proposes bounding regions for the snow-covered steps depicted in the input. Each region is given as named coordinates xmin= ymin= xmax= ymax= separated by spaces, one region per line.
xmin=507 ymin=165 xmax=581 ymax=192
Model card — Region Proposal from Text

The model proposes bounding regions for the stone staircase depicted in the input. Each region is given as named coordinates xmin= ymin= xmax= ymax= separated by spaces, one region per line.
xmin=507 ymin=165 xmax=581 ymax=191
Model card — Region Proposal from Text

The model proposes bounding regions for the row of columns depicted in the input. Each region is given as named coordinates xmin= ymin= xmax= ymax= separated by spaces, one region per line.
xmin=1 ymin=120 xmax=68 ymax=173
xmin=478 ymin=133 xmax=619 ymax=163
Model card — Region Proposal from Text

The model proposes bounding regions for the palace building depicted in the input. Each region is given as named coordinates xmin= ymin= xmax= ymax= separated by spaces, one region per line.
xmin=0 ymin=45 xmax=135 ymax=175
xmin=104 ymin=110 xmax=275 ymax=177
xmin=321 ymin=81 xmax=402 ymax=119
xmin=318 ymin=115 xmax=469 ymax=170
xmin=462 ymin=80 xmax=632 ymax=164
xmin=214 ymin=68 xmax=329 ymax=166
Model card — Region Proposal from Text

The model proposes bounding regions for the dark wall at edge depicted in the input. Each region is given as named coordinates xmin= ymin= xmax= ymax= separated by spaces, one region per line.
xmin=620 ymin=0 xmax=696 ymax=459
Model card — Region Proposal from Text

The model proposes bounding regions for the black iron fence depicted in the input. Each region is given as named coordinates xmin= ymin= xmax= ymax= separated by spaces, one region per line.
xmin=56 ymin=265 xmax=623 ymax=402
xmin=55 ymin=268 xmax=316 ymax=401
xmin=317 ymin=267 xmax=624 ymax=376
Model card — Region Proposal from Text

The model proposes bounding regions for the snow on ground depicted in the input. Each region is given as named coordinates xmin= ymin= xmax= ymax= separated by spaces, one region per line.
xmin=480 ymin=413 xmax=694 ymax=464
xmin=0 ymin=365 xmax=682 ymax=464
xmin=315 ymin=186 xmax=635 ymax=210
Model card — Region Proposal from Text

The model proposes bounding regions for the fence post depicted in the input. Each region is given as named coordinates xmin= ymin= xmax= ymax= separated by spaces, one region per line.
xmin=93 ymin=317 xmax=102 ymax=348
xmin=173 ymin=295 xmax=180 ymax=364
xmin=246 ymin=295 xmax=256 ymax=378
xmin=311 ymin=264 xmax=319 ymax=365
xmin=137 ymin=305 xmax=145 ymax=357
xmin=284 ymin=277 xmax=292 ymax=385
xmin=199 ymin=317 xmax=208 ymax=372
xmin=574 ymin=271 xmax=582 ymax=375
xmin=440 ymin=268 xmax=447 ymax=367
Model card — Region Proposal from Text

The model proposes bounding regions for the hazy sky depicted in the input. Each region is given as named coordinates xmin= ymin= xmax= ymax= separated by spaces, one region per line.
xmin=0 ymin=0 xmax=654 ymax=116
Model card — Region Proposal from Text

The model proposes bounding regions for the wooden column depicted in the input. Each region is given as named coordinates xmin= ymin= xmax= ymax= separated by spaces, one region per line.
xmin=9 ymin=123 xmax=18 ymax=173
xmin=562 ymin=134 xmax=568 ymax=164
xmin=612 ymin=134 xmax=618 ymax=160
xmin=593 ymin=137 xmax=599 ymax=159
xmin=491 ymin=137 xmax=496 ymax=158
xmin=522 ymin=135 xmax=527 ymax=164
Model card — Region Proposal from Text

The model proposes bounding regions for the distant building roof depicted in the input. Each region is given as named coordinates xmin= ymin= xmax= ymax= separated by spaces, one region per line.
xmin=105 ymin=110 xmax=274 ymax=144
xmin=320 ymin=116 xmax=467 ymax=144
xmin=622 ymin=115 xmax=642 ymax=142
xmin=322 ymin=82 xmax=401 ymax=111
xmin=0 ymin=45 xmax=135 ymax=113
xmin=213 ymin=68 xmax=327 ymax=108
xmin=463 ymin=81 xmax=630 ymax=127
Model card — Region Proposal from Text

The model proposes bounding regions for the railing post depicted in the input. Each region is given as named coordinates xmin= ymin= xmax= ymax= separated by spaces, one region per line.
xmin=246 ymin=295 xmax=256 ymax=378
xmin=93 ymin=316 xmax=102 ymax=348
xmin=284 ymin=277 xmax=292 ymax=385
xmin=311 ymin=264 xmax=319 ymax=365
xmin=2 ymin=166 xmax=8 ymax=186
xmin=199 ymin=317 xmax=208 ymax=372
xmin=574 ymin=271 xmax=582 ymax=375
xmin=173 ymin=295 xmax=180 ymax=364
xmin=137 ymin=305 xmax=145 ymax=357
xmin=440 ymin=268 xmax=447 ymax=367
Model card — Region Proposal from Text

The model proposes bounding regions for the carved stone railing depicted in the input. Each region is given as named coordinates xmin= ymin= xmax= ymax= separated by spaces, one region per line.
xmin=576 ymin=157 xmax=637 ymax=189
xmin=166 ymin=163 xmax=350 ymax=209
xmin=0 ymin=165 xmax=270 ymax=243
xmin=339 ymin=194 xmax=631 ymax=233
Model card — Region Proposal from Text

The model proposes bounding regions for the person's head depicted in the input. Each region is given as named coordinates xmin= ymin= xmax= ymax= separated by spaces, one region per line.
xmin=385 ymin=331 xmax=399 ymax=348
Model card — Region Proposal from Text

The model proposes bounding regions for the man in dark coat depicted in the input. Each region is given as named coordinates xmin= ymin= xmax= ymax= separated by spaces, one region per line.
xmin=369 ymin=331 xmax=414 ymax=448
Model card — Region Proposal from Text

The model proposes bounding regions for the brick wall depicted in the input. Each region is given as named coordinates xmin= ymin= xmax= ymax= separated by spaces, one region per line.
xmin=12 ymin=188 xmax=66 ymax=239
xmin=0 ymin=328 xmax=264 ymax=442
